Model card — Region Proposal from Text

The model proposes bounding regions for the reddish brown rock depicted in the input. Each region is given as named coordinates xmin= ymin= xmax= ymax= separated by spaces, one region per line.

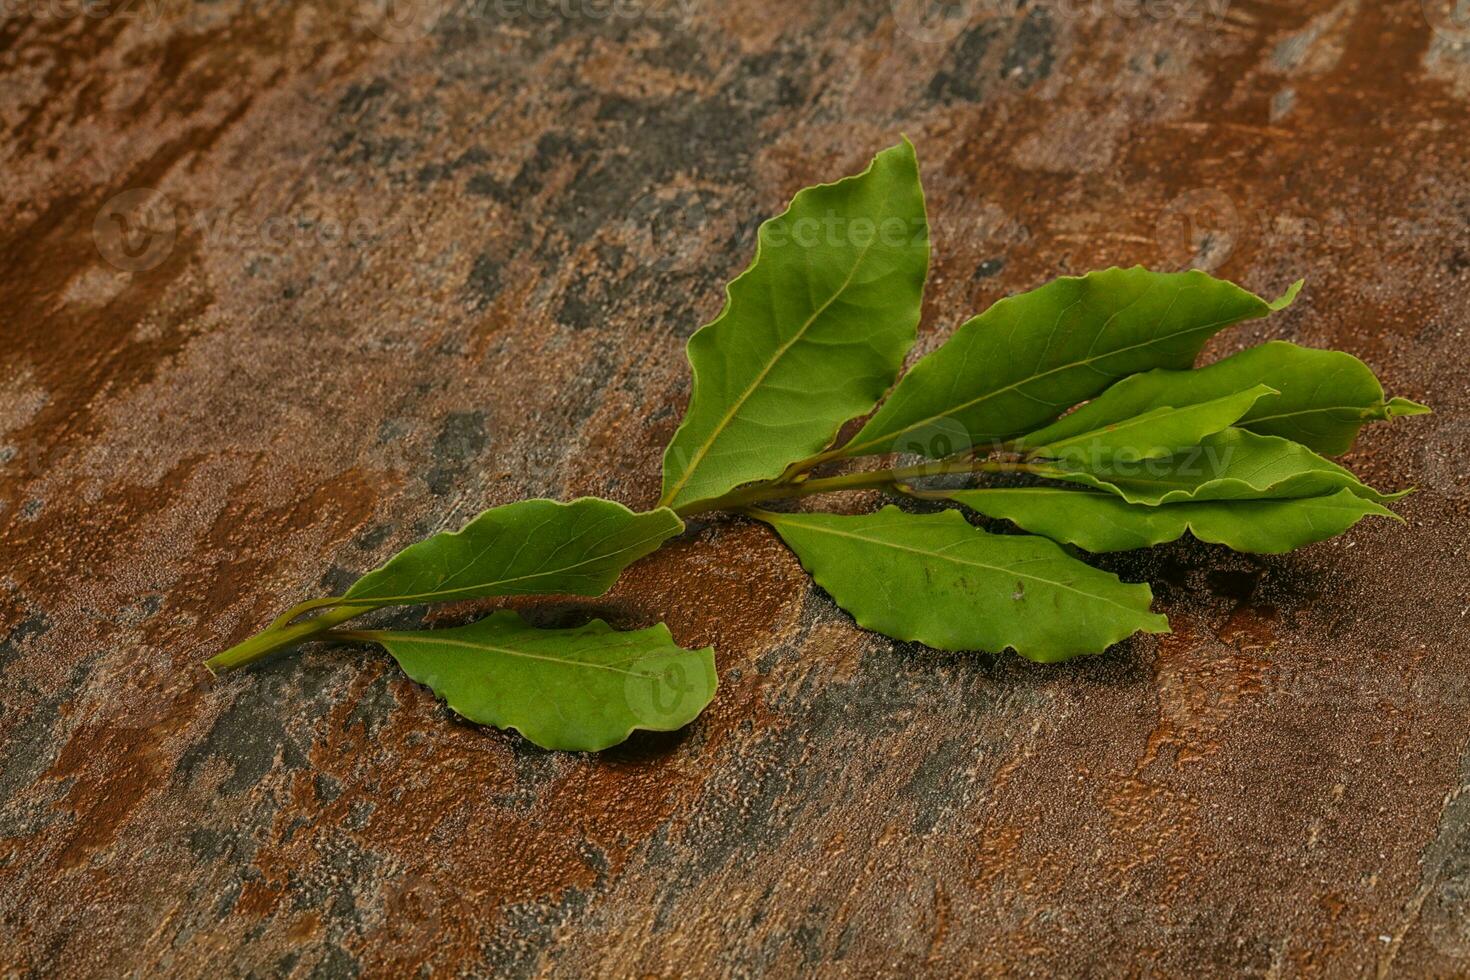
xmin=1 ymin=1 xmax=1467 ymax=975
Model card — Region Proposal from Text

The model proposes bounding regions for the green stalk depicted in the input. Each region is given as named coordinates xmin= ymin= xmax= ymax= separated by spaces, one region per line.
xmin=673 ymin=458 xmax=1040 ymax=517
xmin=212 ymin=456 xmax=1044 ymax=672
xmin=206 ymin=605 xmax=368 ymax=675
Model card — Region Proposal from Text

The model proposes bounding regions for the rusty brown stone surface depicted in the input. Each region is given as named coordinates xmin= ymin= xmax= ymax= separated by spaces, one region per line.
xmin=2 ymin=0 xmax=1469 ymax=975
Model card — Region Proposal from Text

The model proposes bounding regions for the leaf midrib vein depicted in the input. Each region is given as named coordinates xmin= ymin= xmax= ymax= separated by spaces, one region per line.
xmin=344 ymin=525 xmax=674 ymax=606
xmin=777 ymin=517 xmax=1149 ymax=616
xmin=848 ymin=298 xmax=1245 ymax=455
xmin=663 ymin=209 xmax=890 ymax=505
xmin=394 ymin=635 xmax=666 ymax=678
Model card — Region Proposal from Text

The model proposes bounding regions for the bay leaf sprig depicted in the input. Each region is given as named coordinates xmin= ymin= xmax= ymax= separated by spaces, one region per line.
xmin=207 ymin=140 xmax=1429 ymax=751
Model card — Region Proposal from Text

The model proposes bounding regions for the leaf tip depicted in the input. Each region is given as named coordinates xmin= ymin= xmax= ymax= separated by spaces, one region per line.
xmin=1386 ymin=397 xmax=1432 ymax=418
xmin=1268 ymin=279 xmax=1305 ymax=311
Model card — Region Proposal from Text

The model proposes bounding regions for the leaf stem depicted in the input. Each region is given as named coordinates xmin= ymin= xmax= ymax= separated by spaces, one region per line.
xmin=326 ymin=630 xmax=385 ymax=645
xmin=206 ymin=605 xmax=369 ymax=675
xmin=212 ymin=455 xmax=1045 ymax=671
xmin=674 ymin=458 xmax=1042 ymax=517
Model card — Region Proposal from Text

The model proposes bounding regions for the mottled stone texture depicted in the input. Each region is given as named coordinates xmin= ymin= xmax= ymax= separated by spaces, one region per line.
xmin=1 ymin=0 xmax=1468 ymax=976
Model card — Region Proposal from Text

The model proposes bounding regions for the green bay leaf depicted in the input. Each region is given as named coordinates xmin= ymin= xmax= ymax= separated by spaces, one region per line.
xmin=357 ymin=611 xmax=717 ymax=751
xmin=844 ymin=268 xmax=1300 ymax=459
xmin=1016 ymin=341 xmax=1430 ymax=457
xmin=334 ymin=497 xmax=682 ymax=611
xmin=1027 ymin=384 xmax=1276 ymax=463
xmin=942 ymin=486 xmax=1395 ymax=554
xmin=754 ymin=506 xmax=1168 ymax=663
xmin=1033 ymin=428 xmax=1404 ymax=505
xmin=660 ymin=139 xmax=929 ymax=512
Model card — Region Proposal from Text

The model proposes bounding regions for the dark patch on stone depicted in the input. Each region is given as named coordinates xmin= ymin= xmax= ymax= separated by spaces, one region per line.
xmin=286 ymin=834 xmax=381 ymax=938
xmin=0 ymin=612 xmax=50 ymax=670
xmin=343 ymin=670 xmax=398 ymax=739
xmin=1207 ymin=568 xmax=1262 ymax=605
xmin=481 ymin=881 xmax=594 ymax=980
xmin=974 ymin=257 xmax=1006 ymax=279
xmin=491 ymin=743 xmax=565 ymax=812
xmin=376 ymin=415 xmax=417 ymax=447
xmin=319 ymin=564 xmax=360 ymax=597
xmin=345 ymin=799 xmax=374 ymax=831
xmin=465 ymin=252 xmax=503 ymax=311
xmin=335 ymin=78 xmax=390 ymax=119
xmin=0 ymin=658 xmax=87 ymax=828
xmin=175 ymin=661 xmax=331 ymax=794
xmin=904 ymin=736 xmax=976 ymax=835
xmin=308 ymin=944 xmax=361 ymax=980
xmin=464 ymin=173 xmax=504 ymax=198
xmin=724 ymin=48 xmax=810 ymax=109
xmin=416 ymin=146 xmax=491 ymax=185
xmin=792 ymin=906 xmax=830 ymax=966
xmin=555 ymin=272 xmax=604 ymax=331
xmin=186 ymin=827 xmax=237 ymax=863
xmin=313 ymin=775 xmax=341 ymax=805
xmin=929 ymin=22 xmax=1000 ymax=103
xmin=353 ymin=523 xmax=394 ymax=552
xmin=547 ymin=67 xmax=800 ymax=259
xmin=424 ymin=411 xmax=488 ymax=496
xmin=466 ymin=130 xmax=588 ymax=205
xmin=1001 ymin=7 xmax=1056 ymax=88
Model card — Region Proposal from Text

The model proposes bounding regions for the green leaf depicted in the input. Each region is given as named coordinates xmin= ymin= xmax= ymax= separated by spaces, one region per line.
xmin=357 ymin=611 xmax=717 ymax=751
xmin=1032 ymin=428 xmax=1405 ymax=505
xmin=941 ymin=486 xmax=1396 ymax=554
xmin=335 ymin=498 xmax=682 ymax=611
xmin=1026 ymin=385 xmax=1276 ymax=464
xmin=1386 ymin=397 xmax=1432 ymax=419
xmin=753 ymin=506 xmax=1168 ymax=663
xmin=660 ymin=139 xmax=930 ymax=512
xmin=1016 ymin=341 xmax=1430 ymax=457
xmin=843 ymin=268 xmax=1300 ymax=459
